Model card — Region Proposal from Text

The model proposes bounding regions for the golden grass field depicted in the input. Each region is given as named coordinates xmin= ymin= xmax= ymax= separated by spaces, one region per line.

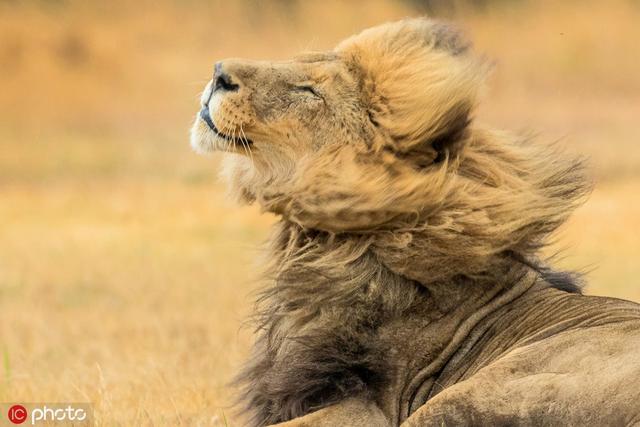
xmin=0 ymin=0 xmax=639 ymax=425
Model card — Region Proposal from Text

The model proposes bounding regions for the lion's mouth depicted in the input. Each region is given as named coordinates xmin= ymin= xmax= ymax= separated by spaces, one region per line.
xmin=199 ymin=107 xmax=253 ymax=146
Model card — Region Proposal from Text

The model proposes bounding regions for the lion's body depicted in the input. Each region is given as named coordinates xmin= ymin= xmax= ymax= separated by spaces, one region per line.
xmin=190 ymin=18 xmax=640 ymax=427
xmin=240 ymin=223 xmax=640 ymax=427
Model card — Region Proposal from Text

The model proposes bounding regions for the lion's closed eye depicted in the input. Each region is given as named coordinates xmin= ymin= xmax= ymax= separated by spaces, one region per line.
xmin=294 ymin=84 xmax=322 ymax=99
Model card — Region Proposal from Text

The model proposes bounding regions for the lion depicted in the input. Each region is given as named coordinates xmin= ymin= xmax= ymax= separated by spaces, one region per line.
xmin=190 ymin=18 xmax=640 ymax=426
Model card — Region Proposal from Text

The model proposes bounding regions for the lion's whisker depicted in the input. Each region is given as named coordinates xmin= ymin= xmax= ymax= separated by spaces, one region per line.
xmin=240 ymin=123 xmax=255 ymax=166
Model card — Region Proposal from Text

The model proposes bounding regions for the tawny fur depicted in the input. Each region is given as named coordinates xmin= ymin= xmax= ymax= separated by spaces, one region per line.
xmin=191 ymin=18 xmax=640 ymax=427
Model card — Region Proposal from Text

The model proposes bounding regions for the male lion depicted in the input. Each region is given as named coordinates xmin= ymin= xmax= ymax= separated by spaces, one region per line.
xmin=191 ymin=19 xmax=640 ymax=426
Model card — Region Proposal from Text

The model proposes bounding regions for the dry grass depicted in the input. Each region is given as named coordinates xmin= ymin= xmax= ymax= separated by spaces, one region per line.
xmin=0 ymin=0 xmax=638 ymax=425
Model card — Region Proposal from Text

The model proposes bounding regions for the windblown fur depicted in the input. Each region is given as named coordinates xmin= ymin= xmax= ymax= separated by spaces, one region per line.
xmin=191 ymin=18 xmax=596 ymax=426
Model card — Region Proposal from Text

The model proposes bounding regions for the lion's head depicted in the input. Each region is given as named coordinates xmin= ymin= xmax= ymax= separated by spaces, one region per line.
xmin=191 ymin=19 xmax=482 ymax=223
xmin=191 ymin=18 xmax=588 ymax=284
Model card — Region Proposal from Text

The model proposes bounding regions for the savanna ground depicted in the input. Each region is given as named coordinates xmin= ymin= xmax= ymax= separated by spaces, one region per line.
xmin=0 ymin=0 xmax=639 ymax=425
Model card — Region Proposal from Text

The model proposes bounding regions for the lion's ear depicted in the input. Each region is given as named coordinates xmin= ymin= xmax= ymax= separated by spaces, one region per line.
xmin=337 ymin=18 xmax=487 ymax=166
xmin=394 ymin=101 xmax=471 ymax=168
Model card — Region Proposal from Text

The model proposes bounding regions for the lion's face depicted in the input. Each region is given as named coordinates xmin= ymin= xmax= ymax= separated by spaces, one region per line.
xmin=191 ymin=19 xmax=485 ymax=230
xmin=190 ymin=52 xmax=370 ymax=162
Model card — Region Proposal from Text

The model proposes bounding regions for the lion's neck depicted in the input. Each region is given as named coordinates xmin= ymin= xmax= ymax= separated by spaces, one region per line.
xmin=399 ymin=269 xmax=540 ymax=419
xmin=265 ymin=221 xmax=540 ymax=315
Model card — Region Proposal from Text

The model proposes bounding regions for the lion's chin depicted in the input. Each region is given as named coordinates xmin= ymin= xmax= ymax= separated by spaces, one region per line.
xmin=189 ymin=117 xmax=228 ymax=154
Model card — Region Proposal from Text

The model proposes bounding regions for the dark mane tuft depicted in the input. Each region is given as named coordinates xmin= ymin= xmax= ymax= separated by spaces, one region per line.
xmin=506 ymin=251 xmax=584 ymax=294
xmin=540 ymin=269 xmax=584 ymax=294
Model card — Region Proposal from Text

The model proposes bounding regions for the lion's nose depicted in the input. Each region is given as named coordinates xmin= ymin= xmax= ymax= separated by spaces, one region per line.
xmin=213 ymin=62 xmax=240 ymax=92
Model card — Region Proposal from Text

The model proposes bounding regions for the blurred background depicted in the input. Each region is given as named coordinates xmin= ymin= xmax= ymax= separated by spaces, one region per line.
xmin=0 ymin=0 xmax=638 ymax=425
